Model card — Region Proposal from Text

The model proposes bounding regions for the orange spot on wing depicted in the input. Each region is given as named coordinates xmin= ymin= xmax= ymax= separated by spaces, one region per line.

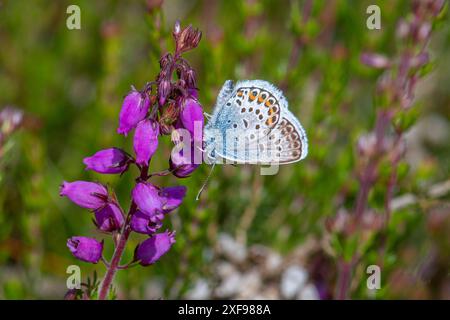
xmin=265 ymin=100 xmax=272 ymax=107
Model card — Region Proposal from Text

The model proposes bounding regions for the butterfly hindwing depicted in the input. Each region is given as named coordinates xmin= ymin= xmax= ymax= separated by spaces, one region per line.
xmin=262 ymin=109 xmax=308 ymax=163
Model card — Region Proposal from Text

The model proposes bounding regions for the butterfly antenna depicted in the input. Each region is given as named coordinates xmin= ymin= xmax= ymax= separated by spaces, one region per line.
xmin=196 ymin=161 xmax=216 ymax=201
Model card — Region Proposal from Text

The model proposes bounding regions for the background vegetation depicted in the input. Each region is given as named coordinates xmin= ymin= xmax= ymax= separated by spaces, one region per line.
xmin=0 ymin=0 xmax=448 ymax=299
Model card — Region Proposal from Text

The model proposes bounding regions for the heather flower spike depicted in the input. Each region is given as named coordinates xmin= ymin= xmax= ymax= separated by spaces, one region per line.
xmin=67 ymin=236 xmax=103 ymax=264
xmin=83 ymin=148 xmax=132 ymax=174
xmin=60 ymin=20 xmax=202 ymax=299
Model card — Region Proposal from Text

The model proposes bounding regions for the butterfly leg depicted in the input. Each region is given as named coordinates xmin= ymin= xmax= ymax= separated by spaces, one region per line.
xmin=203 ymin=112 xmax=212 ymax=120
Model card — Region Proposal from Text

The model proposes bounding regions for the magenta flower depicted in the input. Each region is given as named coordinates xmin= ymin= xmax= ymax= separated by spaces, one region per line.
xmin=134 ymin=230 xmax=175 ymax=266
xmin=130 ymin=210 xmax=163 ymax=234
xmin=67 ymin=236 xmax=103 ymax=264
xmin=132 ymin=183 xmax=186 ymax=218
xmin=83 ymin=148 xmax=132 ymax=174
xmin=117 ymin=89 xmax=150 ymax=136
xmin=132 ymin=182 xmax=163 ymax=217
xmin=60 ymin=181 xmax=108 ymax=210
xmin=133 ymin=119 xmax=159 ymax=166
xmin=188 ymin=88 xmax=198 ymax=99
xmin=169 ymin=146 xmax=199 ymax=178
xmin=180 ymin=96 xmax=203 ymax=139
xmin=94 ymin=202 xmax=125 ymax=232
xmin=160 ymin=186 xmax=187 ymax=213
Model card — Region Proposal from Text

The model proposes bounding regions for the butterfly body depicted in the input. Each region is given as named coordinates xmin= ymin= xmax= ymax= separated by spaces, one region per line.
xmin=204 ymin=80 xmax=308 ymax=165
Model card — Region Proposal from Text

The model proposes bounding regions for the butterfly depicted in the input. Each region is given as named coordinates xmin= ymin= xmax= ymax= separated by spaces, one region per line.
xmin=203 ymin=80 xmax=308 ymax=165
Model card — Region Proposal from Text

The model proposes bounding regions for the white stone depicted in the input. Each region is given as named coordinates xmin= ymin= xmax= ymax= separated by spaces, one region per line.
xmin=297 ymin=284 xmax=319 ymax=300
xmin=280 ymin=265 xmax=308 ymax=299
xmin=215 ymin=273 xmax=242 ymax=298
xmin=217 ymin=233 xmax=247 ymax=263
xmin=185 ymin=278 xmax=211 ymax=300
xmin=237 ymin=270 xmax=261 ymax=299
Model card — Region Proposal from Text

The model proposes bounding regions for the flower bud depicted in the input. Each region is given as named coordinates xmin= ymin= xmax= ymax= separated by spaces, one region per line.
xmin=130 ymin=210 xmax=162 ymax=234
xmin=159 ymin=53 xmax=173 ymax=70
xmin=134 ymin=230 xmax=175 ymax=266
xmin=83 ymin=148 xmax=132 ymax=174
xmin=94 ymin=202 xmax=125 ymax=232
xmin=175 ymin=24 xmax=202 ymax=54
xmin=173 ymin=20 xmax=181 ymax=37
xmin=417 ymin=22 xmax=431 ymax=41
xmin=357 ymin=133 xmax=377 ymax=158
xmin=60 ymin=181 xmax=108 ymax=210
xmin=0 ymin=107 xmax=23 ymax=141
xmin=169 ymin=146 xmax=199 ymax=178
xmin=361 ymin=53 xmax=391 ymax=69
xmin=67 ymin=236 xmax=103 ymax=264
xmin=185 ymin=68 xmax=197 ymax=90
xmin=117 ymin=89 xmax=150 ymax=136
xmin=133 ymin=119 xmax=159 ymax=166
xmin=158 ymin=79 xmax=171 ymax=106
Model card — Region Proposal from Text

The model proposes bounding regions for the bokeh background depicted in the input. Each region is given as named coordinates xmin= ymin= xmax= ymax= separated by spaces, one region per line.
xmin=0 ymin=0 xmax=449 ymax=299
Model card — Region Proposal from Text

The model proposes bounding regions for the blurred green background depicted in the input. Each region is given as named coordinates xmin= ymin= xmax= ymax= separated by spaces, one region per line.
xmin=0 ymin=0 xmax=449 ymax=299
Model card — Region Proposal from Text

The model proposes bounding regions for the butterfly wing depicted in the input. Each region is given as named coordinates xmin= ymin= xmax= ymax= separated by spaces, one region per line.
xmin=205 ymin=79 xmax=308 ymax=164
xmin=206 ymin=80 xmax=235 ymax=129
xmin=215 ymin=101 xmax=308 ymax=164
xmin=206 ymin=80 xmax=287 ymax=158
xmin=261 ymin=108 xmax=308 ymax=164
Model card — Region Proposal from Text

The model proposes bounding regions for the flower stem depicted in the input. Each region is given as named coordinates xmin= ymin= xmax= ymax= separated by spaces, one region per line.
xmin=98 ymin=165 xmax=149 ymax=300
xmin=98 ymin=225 xmax=131 ymax=300
xmin=336 ymin=260 xmax=353 ymax=300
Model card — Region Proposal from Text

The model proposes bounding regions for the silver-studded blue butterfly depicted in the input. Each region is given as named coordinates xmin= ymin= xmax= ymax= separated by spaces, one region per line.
xmin=203 ymin=80 xmax=308 ymax=165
